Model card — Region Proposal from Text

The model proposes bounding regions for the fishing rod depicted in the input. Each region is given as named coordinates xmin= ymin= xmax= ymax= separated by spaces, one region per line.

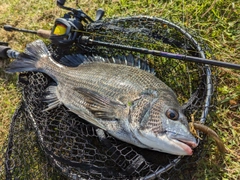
xmin=79 ymin=36 xmax=240 ymax=70
xmin=2 ymin=0 xmax=239 ymax=70
xmin=3 ymin=25 xmax=51 ymax=39
xmin=3 ymin=25 xmax=239 ymax=70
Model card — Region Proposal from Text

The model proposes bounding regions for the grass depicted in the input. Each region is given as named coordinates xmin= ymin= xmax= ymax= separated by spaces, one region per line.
xmin=0 ymin=0 xmax=239 ymax=179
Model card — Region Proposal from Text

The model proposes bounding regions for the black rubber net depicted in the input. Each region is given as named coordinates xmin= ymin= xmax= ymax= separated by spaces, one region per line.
xmin=0 ymin=16 xmax=217 ymax=179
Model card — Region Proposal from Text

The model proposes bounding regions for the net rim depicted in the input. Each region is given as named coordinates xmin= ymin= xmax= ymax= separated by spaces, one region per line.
xmin=3 ymin=16 xmax=214 ymax=179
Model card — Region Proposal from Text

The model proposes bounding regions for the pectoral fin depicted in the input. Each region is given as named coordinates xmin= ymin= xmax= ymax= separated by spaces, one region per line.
xmin=74 ymin=87 xmax=126 ymax=120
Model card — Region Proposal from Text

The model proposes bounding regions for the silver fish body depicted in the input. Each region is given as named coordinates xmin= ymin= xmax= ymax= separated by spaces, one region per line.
xmin=6 ymin=40 xmax=197 ymax=155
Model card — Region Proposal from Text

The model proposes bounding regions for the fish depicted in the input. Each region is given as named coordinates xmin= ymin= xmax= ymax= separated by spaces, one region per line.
xmin=6 ymin=40 xmax=197 ymax=156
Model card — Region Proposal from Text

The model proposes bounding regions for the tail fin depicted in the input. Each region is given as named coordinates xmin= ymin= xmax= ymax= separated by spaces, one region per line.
xmin=5 ymin=40 xmax=50 ymax=73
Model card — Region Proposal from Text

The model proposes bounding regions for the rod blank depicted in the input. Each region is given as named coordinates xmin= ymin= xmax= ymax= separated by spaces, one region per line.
xmin=79 ymin=36 xmax=240 ymax=70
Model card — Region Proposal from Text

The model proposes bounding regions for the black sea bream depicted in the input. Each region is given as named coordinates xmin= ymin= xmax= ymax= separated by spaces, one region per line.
xmin=6 ymin=40 xmax=197 ymax=155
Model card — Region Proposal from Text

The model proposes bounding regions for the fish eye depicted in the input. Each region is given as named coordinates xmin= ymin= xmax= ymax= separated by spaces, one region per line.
xmin=166 ymin=109 xmax=179 ymax=120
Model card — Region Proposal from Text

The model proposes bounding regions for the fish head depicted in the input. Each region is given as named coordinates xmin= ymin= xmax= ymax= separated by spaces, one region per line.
xmin=131 ymin=90 xmax=197 ymax=156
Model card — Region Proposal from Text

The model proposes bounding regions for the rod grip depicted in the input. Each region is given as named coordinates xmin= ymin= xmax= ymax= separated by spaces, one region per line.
xmin=37 ymin=29 xmax=51 ymax=39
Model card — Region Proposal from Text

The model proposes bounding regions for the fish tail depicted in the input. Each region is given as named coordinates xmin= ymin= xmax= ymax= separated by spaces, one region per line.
xmin=5 ymin=40 xmax=51 ymax=73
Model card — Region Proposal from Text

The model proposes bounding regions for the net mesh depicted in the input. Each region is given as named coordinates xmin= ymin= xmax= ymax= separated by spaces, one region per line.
xmin=1 ymin=16 xmax=217 ymax=179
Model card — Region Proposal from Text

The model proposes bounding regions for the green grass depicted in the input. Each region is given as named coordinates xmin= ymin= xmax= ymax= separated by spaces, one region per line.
xmin=0 ymin=0 xmax=239 ymax=179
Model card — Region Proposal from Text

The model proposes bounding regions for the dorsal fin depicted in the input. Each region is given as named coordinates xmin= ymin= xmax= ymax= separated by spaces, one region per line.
xmin=58 ymin=54 xmax=86 ymax=67
xmin=59 ymin=54 xmax=155 ymax=74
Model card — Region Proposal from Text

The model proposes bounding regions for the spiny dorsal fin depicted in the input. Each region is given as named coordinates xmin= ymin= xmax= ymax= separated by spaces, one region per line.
xmin=59 ymin=54 xmax=155 ymax=74
xmin=58 ymin=54 xmax=86 ymax=67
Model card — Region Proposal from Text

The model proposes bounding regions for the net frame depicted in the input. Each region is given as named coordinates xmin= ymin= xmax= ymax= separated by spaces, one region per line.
xmin=1 ymin=16 xmax=216 ymax=179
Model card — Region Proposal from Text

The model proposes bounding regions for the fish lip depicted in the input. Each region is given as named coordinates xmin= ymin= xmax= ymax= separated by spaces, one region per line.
xmin=171 ymin=138 xmax=198 ymax=155
xmin=134 ymin=128 xmax=198 ymax=155
xmin=167 ymin=131 xmax=198 ymax=155
xmin=179 ymin=139 xmax=198 ymax=148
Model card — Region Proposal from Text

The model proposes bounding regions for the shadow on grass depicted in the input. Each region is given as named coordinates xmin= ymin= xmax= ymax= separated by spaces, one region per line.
xmin=0 ymin=58 xmax=18 ymax=84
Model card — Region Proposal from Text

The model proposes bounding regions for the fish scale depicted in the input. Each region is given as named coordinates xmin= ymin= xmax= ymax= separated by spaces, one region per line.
xmin=6 ymin=40 xmax=197 ymax=156
xmin=55 ymin=63 xmax=165 ymax=103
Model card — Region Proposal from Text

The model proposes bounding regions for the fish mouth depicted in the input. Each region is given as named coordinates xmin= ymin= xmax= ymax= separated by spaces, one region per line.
xmin=171 ymin=139 xmax=198 ymax=155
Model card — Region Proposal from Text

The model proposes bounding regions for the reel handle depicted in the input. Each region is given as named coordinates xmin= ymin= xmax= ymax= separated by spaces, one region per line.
xmin=57 ymin=0 xmax=66 ymax=6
